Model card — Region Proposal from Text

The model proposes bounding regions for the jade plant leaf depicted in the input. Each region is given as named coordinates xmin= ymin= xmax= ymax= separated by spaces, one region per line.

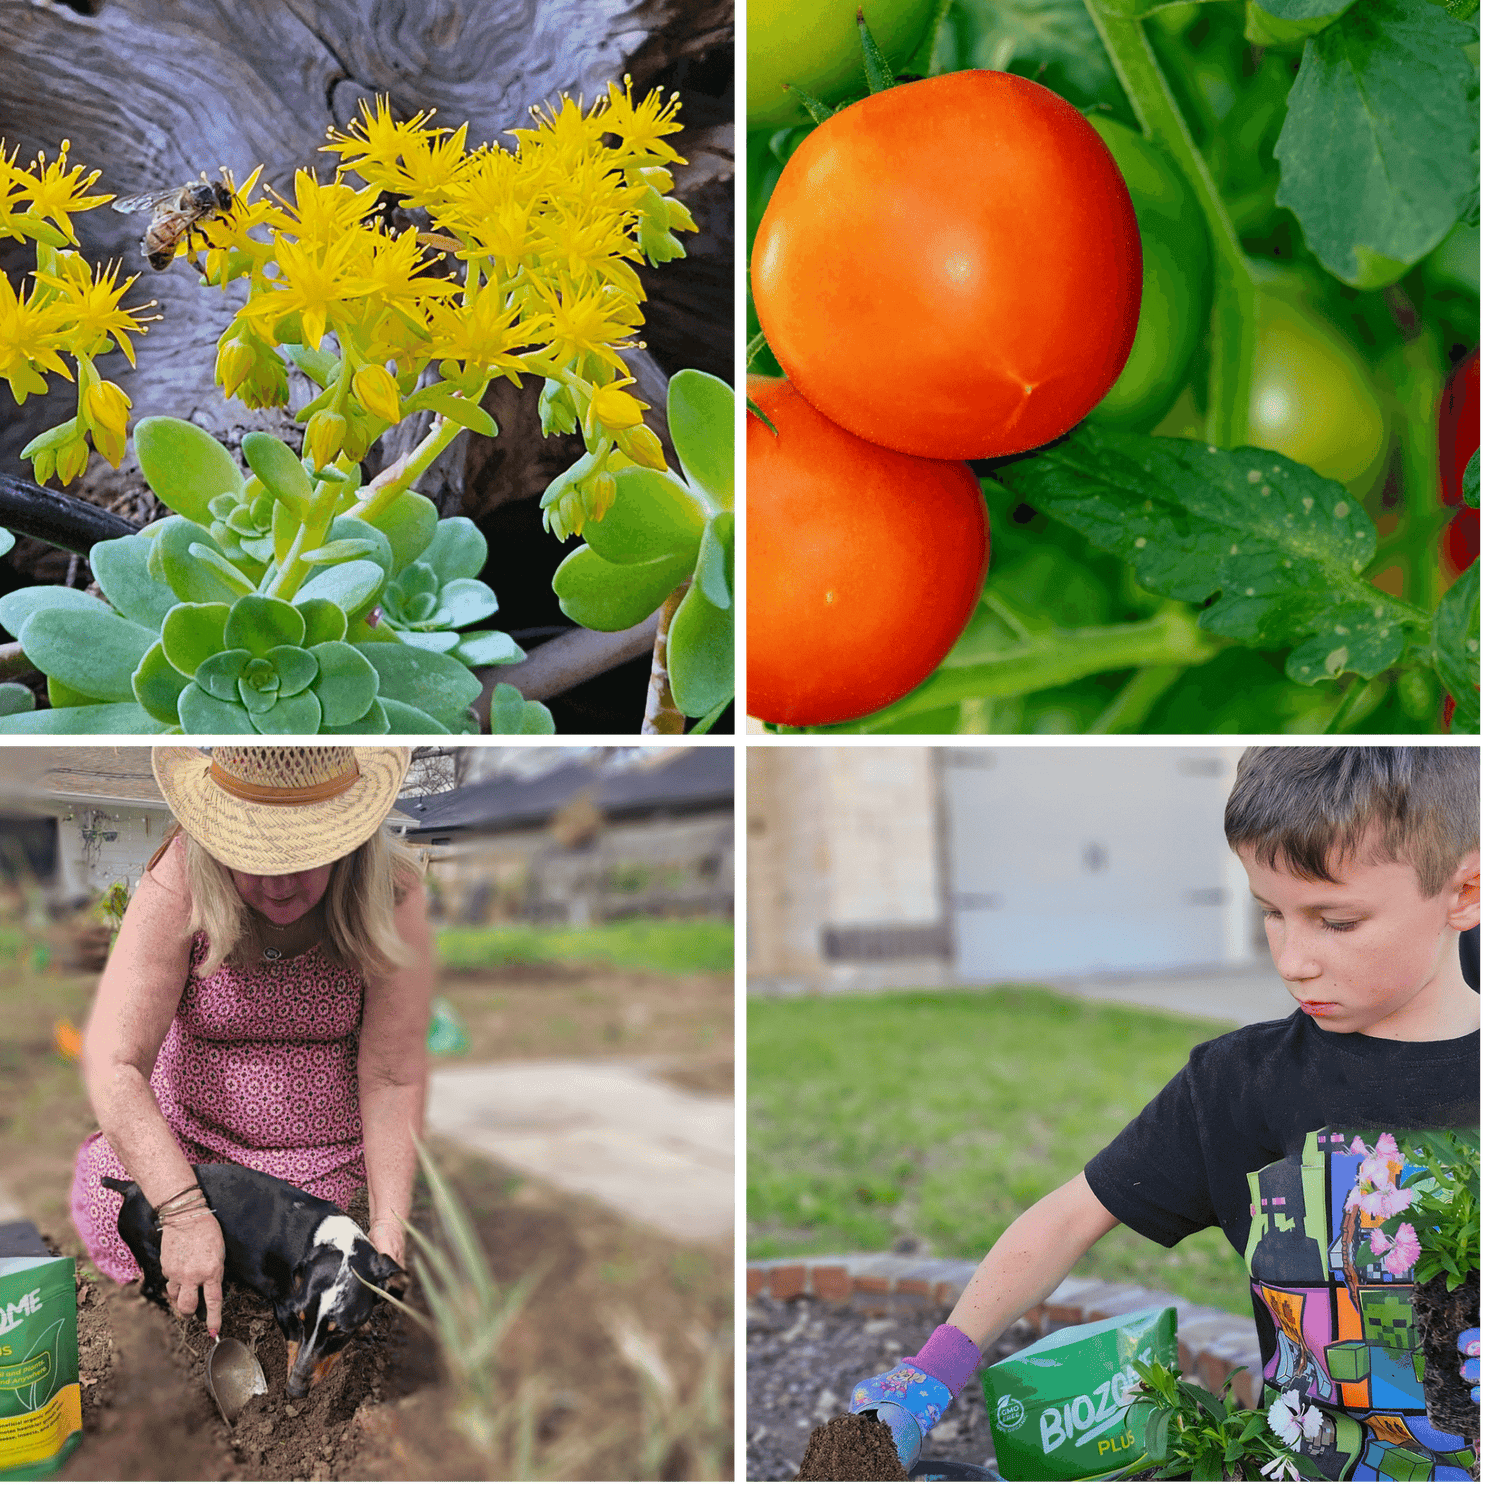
xmin=666 ymin=576 xmax=733 ymax=718
xmin=161 ymin=602 xmax=232 ymax=678
xmin=178 ymin=683 xmax=255 ymax=733
xmin=132 ymin=642 xmax=190 ymax=724
xmin=355 ymin=642 xmax=483 ymax=721
xmin=224 ymin=594 xmax=305 ymax=655
xmin=346 ymin=697 xmax=391 ymax=734
xmin=667 ymin=368 xmax=734 ymax=507
xmin=48 ymin=678 xmax=102 ymax=709
xmin=89 ymin=534 xmax=179 ymax=630
xmin=196 ymin=649 xmax=254 ymax=702
xmin=582 ymin=467 xmax=705 ymax=567
xmin=20 ymin=609 xmax=157 ymax=702
xmin=695 ymin=510 xmax=734 ymax=611
xmin=421 ymin=517 xmax=488 ymax=585
xmin=0 ymin=682 xmax=34 ymax=715
xmin=378 ymin=696 xmax=449 ymax=732
xmin=241 ymin=430 xmax=313 ymax=509
xmin=396 ymin=630 xmax=461 ymax=653
xmin=268 ymin=643 xmax=319 ymax=697
xmin=451 ymin=631 xmax=525 ymax=668
xmin=0 ymin=586 xmax=113 ymax=640
xmin=297 ymin=597 xmax=348 ymax=646
xmin=310 ymin=640 xmax=379 ymax=726
xmin=151 ymin=518 xmax=245 ymax=605
xmin=490 ymin=683 xmax=555 ymax=734
xmin=0 ymin=701 xmax=161 ymax=733
xmin=134 ymin=416 xmax=243 ymax=528
xmin=250 ymin=690 xmax=322 ymax=734
xmin=294 ymin=560 xmax=385 ymax=618
xmin=553 ymin=546 xmax=689 ymax=632
xmin=370 ymin=489 xmax=440 ymax=574
xmin=434 ymin=578 xmax=498 ymax=629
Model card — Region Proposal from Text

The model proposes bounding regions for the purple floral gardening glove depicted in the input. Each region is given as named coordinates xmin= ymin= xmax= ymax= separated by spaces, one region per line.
xmin=1458 ymin=1328 xmax=1479 ymax=1404
xmin=850 ymin=1324 xmax=985 ymax=1469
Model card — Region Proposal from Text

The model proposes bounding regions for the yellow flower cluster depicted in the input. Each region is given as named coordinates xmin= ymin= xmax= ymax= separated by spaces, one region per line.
xmin=0 ymin=141 xmax=151 ymax=483
xmin=204 ymin=79 xmax=696 ymax=529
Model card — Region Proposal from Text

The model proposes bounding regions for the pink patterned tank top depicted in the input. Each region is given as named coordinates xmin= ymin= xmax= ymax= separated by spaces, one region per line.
xmin=149 ymin=931 xmax=367 ymax=1192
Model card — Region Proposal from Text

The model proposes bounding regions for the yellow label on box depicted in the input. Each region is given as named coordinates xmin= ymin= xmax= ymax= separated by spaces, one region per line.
xmin=0 ymin=1383 xmax=80 ymax=1468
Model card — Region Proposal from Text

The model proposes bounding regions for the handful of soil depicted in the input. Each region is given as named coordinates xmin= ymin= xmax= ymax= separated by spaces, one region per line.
xmin=797 ymin=1411 xmax=910 ymax=1481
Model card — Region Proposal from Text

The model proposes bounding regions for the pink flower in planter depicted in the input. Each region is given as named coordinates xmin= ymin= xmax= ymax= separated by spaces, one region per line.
xmin=1369 ymin=1221 xmax=1421 ymax=1276
xmin=1351 ymin=1133 xmax=1405 ymax=1189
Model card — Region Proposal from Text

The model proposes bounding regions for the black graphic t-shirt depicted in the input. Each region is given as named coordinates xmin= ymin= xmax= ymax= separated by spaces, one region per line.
xmin=1085 ymin=1013 xmax=1478 ymax=1482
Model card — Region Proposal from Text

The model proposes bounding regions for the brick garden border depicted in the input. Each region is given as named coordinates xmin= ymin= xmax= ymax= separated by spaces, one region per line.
xmin=749 ymin=1254 xmax=1263 ymax=1410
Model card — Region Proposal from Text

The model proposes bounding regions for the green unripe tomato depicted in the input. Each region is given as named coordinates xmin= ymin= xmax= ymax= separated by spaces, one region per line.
xmin=1088 ymin=117 xmax=1212 ymax=431
xmin=1247 ymin=273 xmax=1388 ymax=499
xmin=747 ymin=0 xmax=939 ymax=127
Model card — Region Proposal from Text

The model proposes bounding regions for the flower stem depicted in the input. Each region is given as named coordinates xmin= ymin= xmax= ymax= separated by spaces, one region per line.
xmin=642 ymin=581 xmax=689 ymax=735
xmin=349 ymin=414 xmax=466 ymax=524
xmin=1081 ymin=2 xmax=1257 ymax=448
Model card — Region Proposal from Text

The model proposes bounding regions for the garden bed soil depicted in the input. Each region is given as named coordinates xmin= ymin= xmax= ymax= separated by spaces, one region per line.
xmin=1413 ymin=1271 xmax=1480 ymax=1446
xmin=796 ymin=1411 xmax=909 ymax=1481
xmin=4 ymin=959 xmax=732 ymax=1482
xmin=747 ymin=1293 xmax=1037 ymax=1481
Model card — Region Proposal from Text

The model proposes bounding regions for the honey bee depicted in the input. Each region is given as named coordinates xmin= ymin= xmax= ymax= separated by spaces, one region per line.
xmin=113 ymin=170 xmax=234 ymax=270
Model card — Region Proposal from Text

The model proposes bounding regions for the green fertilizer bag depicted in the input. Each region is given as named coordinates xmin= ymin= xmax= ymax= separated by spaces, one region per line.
xmin=0 ymin=1255 xmax=81 ymax=1479
xmin=981 ymin=1305 xmax=1176 ymax=1481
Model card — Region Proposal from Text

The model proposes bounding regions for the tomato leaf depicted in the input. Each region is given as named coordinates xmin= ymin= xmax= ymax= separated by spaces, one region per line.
xmin=1430 ymin=561 xmax=1478 ymax=732
xmin=1462 ymin=449 xmax=1478 ymax=507
xmin=785 ymin=84 xmax=834 ymax=123
xmin=998 ymin=426 xmax=1422 ymax=684
xmin=1273 ymin=0 xmax=1479 ymax=289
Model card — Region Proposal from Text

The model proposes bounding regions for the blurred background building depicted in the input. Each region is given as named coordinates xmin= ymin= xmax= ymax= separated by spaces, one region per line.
xmin=0 ymin=745 xmax=732 ymax=955
xmin=748 ymin=746 xmax=1280 ymax=1013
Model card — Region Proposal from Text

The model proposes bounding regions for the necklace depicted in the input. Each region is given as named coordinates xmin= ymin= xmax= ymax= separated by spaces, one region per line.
xmin=256 ymin=912 xmax=304 ymax=963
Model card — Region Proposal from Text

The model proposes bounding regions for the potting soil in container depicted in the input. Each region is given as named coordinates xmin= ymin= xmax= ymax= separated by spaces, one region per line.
xmin=0 ymin=1254 xmax=81 ymax=1477
xmin=980 ymin=1305 xmax=1173 ymax=1480
xmin=1412 ymin=1271 xmax=1479 ymax=1447
xmin=797 ymin=1410 xmax=910 ymax=1481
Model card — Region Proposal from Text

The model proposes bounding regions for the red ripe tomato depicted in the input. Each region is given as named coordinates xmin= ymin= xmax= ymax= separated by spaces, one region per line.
xmin=748 ymin=376 xmax=990 ymax=726
xmin=751 ymin=70 xmax=1142 ymax=461
xmin=1439 ymin=348 xmax=1478 ymax=575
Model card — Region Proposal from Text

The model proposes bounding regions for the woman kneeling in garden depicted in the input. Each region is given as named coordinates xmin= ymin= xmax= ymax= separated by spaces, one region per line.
xmin=70 ymin=745 xmax=432 ymax=1333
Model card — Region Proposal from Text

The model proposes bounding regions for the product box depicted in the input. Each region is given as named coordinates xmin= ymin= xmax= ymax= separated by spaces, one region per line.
xmin=982 ymin=1305 xmax=1176 ymax=1481
xmin=0 ymin=1255 xmax=81 ymax=1479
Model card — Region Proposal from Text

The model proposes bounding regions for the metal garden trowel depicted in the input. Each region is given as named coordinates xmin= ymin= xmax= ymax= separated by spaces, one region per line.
xmin=206 ymin=1335 xmax=267 ymax=1423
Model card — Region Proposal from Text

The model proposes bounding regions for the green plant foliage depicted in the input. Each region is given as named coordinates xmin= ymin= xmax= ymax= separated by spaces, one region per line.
xmin=1369 ymin=1130 xmax=1480 ymax=1293
xmin=550 ymin=369 xmax=734 ymax=723
xmin=1273 ymin=0 xmax=1478 ymax=288
xmin=489 ymin=683 xmax=555 ymax=734
xmin=1430 ymin=561 xmax=1478 ymax=732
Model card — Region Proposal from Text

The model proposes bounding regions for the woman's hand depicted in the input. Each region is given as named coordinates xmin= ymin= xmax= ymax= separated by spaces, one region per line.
xmin=160 ymin=1215 xmax=226 ymax=1337
xmin=369 ymin=1218 xmax=406 ymax=1269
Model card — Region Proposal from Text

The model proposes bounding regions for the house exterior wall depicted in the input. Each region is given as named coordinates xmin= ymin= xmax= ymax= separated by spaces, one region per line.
xmin=54 ymin=806 xmax=175 ymax=904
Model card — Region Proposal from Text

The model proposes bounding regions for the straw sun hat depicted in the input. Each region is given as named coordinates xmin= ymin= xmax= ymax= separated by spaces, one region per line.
xmin=151 ymin=746 xmax=412 ymax=876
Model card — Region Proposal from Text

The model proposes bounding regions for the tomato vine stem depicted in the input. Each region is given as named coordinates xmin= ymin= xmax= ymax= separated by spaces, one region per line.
xmin=838 ymin=602 xmax=1219 ymax=729
xmin=1080 ymin=1 xmax=1256 ymax=450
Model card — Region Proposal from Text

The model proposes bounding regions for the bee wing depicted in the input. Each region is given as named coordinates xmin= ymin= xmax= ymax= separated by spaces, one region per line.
xmin=113 ymin=188 xmax=182 ymax=215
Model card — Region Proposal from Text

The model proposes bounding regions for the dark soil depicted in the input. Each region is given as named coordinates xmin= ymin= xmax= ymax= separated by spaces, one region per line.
xmin=1413 ymin=1271 xmax=1480 ymax=1445
xmin=797 ymin=1411 xmax=909 ymax=1482
xmin=747 ymin=1293 xmax=1038 ymax=1481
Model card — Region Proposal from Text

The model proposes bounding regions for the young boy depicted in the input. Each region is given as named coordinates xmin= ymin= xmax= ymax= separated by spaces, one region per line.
xmin=851 ymin=747 xmax=1479 ymax=1481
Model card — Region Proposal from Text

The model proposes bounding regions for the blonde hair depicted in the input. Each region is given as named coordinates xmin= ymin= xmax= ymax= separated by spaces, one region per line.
xmin=148 ymin=823 xmax=424 ymax=979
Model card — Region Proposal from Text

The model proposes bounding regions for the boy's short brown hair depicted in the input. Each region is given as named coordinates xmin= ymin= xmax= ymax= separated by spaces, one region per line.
xmin=1225 ymin=747 xmax=1478 ymax=898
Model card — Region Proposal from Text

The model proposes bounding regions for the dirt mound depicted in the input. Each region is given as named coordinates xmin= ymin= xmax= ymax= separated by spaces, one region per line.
xmin=797 ymin=1411 xmax=909 ymax=1481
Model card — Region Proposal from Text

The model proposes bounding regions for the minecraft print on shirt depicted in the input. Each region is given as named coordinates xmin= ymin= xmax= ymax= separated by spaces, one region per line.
xmin=1244 ymin=1127 xmax=1479 ymax=1482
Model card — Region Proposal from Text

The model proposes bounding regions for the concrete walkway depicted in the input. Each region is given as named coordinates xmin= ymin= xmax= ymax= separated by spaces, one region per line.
xmin=425 ymin=1059 xmax=734 ymax=1244
xmin=1049 ymin=960 xmax=1296 ymax=1027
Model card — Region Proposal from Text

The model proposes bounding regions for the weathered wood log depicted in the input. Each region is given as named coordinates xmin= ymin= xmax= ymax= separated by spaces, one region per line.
xmin=0 ymin=0 xmax=732 ymax=532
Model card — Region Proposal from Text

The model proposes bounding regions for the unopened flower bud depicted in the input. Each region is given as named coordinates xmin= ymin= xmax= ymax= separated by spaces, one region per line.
xmin=352 ymin=362 xmax=403 ymax=426
xmin=56 ymin=433 xmax=91 ymax=486
xmin=216 ymin=338 xmax=256 ymax=398
xmin=584 ymin=469 xmax=616 ymax=522
xmin=537 ymin=378 xmax=578 ymax=438
xmin=303 ymin=410 xmax=348 ymax=470
xmin=615 ymin=422 xmax=666 ymax=470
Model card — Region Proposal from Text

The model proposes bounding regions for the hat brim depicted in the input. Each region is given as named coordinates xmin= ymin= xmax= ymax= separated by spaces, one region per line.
xmin=151 ymin=746 xmax=411 ymax=876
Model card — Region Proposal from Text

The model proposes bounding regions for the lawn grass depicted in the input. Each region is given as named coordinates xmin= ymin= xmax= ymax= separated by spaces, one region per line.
xmin=435 ymin=919 xmax=733 ymax=975
xmin=749 ymin=986 xmax=1255 ymax=1317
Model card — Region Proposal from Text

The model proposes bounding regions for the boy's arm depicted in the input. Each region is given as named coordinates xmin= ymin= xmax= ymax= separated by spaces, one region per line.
xmin=850 ymin=1171 xmax=1120 ymax=1465
xmin=946 ymin=1169 xmax=1121 ymax=1349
